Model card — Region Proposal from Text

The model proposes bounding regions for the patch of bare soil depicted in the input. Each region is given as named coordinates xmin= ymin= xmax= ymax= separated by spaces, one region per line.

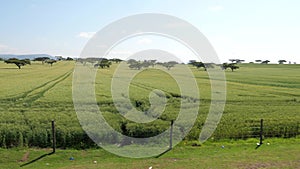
xmin=18 ymin=152 xmax=30 ymax=162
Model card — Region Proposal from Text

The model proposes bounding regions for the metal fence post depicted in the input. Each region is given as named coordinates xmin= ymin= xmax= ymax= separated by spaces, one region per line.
xmin=170 ymin=120 xmax=174 ymax=150
xmin=260 ymin=119 xmax=263 ymax=145
xmin=52 ymin=120 xmax=56 ymax=153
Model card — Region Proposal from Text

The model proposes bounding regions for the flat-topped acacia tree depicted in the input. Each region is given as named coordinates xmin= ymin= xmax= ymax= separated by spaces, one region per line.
xmin=222 ymin=63 xmax=239 ymax=72
xmin=189 ymin=61 xmax=214 ymax=71
xmin=94 ymin=59 xmax=112 ymax=68
xmin=229 ymin=59 xmax=245 ymax=64
xmin=261 ymin=60 xmax=270 ymax=64
xmin=159 ymin=61 xmax=178 ymax=70
xmin=4 ymin=58 xmax=31 ymax=69
xmin=45 ymin=59 xmax=57 ymax=66
xmin=278 ymin=60 xmax=287 ymax=64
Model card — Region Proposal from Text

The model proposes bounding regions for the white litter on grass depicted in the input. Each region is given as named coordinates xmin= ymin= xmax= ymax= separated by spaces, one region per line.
xmin=256 ymin=143 xmax=260 ymax=146
xmin=149 ymin=166 xmax=152 ymax=169
xmin=267 ymin=143 xmax=270 ymax=145
xmin=93 ymin=160 xmax=97 ymax=164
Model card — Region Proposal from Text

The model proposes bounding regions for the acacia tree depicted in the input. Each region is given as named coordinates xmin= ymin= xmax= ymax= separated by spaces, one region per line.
xmin=94 ymin=59 xmax=112 ymax=68
xmin=45 ymin=59 xmax=57 ymax=66
xmin=278 ymin=60 xmax=287 ymax=64
xmin=4 ymin=58 xmax=30 ymax=69
xmin=149 ymin=60 xmax=156 ymax=67
xmin=194 ymin=62 xmax=205 ymax=70
xmin=222 ymin=63 xmax=239 ymax=72
xmin=141 ymin=61 xmax=152 ymax=68
xmin=129 ymin=62 xmax=143 ymax=70
xmin=189 ymin=61 xmax=214 ymax=71
xmin=229 ymin=59 xmax=245 ymax=64
xmin=66 ymin=57 xmax=74 ymax=61
xmin=33 ymin=57 xmax=50 ymax=64
xmin=127 ymin=59 xmax=153 ymax=70
xmin=127 ymin=59 xmax=142 ymax=70
xmin=161 ymin=61 xmax=178 ymax=70
xmin=261 ymin=60 xmax=270 ymax=64
xmin=109 ymin=58 xmax=123 ymax=63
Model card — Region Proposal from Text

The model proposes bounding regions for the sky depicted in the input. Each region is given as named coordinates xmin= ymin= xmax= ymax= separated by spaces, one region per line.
xmin=1 ymin=0 xmax=300 ymax=63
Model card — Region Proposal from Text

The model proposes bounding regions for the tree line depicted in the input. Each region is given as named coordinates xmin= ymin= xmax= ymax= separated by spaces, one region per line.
xmin=2 ymin=56 xmax=296 ymax=70
xmin=127 ymin=59 xmax=178 ymax=70
xmin=2 ymin=57 xmax=59 ymax=69
xmin=188 ymin=60 xmax=240 ymax=72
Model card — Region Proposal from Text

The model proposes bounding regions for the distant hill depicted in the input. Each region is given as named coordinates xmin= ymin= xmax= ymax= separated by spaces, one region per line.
xmin=0 ymin=54 xmax=55 ymax=60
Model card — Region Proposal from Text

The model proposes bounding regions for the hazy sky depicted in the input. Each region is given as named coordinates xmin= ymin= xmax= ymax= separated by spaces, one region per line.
xmin=1 ymin=0 xmax=300 ymax=63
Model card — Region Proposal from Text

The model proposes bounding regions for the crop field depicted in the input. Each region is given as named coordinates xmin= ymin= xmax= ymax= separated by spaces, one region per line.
xmin=0 ymin=61 xmax=299 ymax=149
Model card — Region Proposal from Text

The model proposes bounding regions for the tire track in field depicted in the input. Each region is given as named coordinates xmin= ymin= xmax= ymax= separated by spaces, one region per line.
xmin=119 ymin=82 xmax=200 ymax=121
xmin=15 ymin=69 xmax=72 ymax=130
xmin=20 ymin=70 xmax=73 ymax=105
xmin=5 ymin=69 xmax=73 ymax=101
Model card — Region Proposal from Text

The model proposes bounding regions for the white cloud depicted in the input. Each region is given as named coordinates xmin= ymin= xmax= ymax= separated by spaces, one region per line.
xmin=137 ymin=38 xmax=152 ymax=45
xmin=208 ymin=5 xmax=224 ymax=12
xmin=77 ymin=32 xmax=96 ymax=39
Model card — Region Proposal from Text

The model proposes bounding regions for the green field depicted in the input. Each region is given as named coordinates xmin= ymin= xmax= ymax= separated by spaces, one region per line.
xmin=1 ymin=138 xmax=299 ymax=169
xmin=0 ymin=60 xmax=299 ymax=168
xmin=0 ymin=61 xmax=299 ymax=148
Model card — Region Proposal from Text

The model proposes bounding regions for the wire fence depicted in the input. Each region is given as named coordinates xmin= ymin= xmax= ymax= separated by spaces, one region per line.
xmin=0 ymin=118 xmax=299 ymax=148
xmin=212 ymin=119 xmax=299 ymax=141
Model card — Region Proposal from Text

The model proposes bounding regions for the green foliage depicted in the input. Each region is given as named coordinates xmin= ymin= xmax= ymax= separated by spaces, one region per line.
xmin=44 ymin=59 xmax=57 ymax=66
xmin=66 ymin=57 xmax=73 ymax=61
xmin=261 ymin=60 xmax=270 ymax=64
xmin=127 ymin=59 xmax=178 ymax=70
xmin=222 ymin=63 xmax=239 ymax=71
xmin=127 ymin=59 xmax=145 ymax=70
xmin=109 ymin=58 xmax=123 ymax=63
xmin=159 ymin=61 xmax=178 ymax=70
xmin=278 ymin=60 xmax=286 ymax=64
xmin=188 ymin=61 xmax=214 ymax=71
xmin=94 ymin=59 xmax=112 ymax=68
xmin=4 ymin=58 xmax=31 ymax=69
xmin=33 ymin=57 xmax=50 ymax=62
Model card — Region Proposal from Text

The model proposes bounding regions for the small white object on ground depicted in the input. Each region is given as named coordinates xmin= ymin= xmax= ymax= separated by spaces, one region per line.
xmin=93 ymin=160 xmax=97 ymax=164
xmin=267 ymin=143 xmax=270 ymax=145
xmin=256 ymin=143 xmax=260 ymax=146
xmin=149 ymin=166 xmax=152 ymax=169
